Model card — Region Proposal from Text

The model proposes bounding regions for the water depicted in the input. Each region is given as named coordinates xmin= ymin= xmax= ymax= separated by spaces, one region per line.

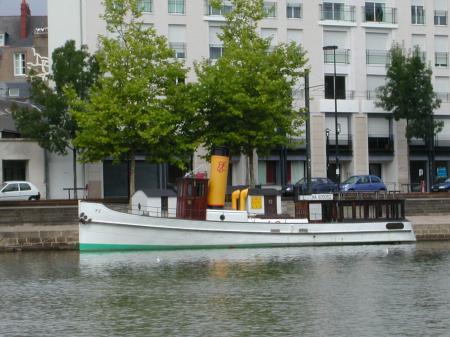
xmin=1 ymin=242 xmax=450 ymax=337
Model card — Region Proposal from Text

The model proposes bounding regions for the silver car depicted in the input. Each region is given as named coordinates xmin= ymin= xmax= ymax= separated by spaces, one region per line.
xmin=0 ymin=181 xmax=41 ymax=201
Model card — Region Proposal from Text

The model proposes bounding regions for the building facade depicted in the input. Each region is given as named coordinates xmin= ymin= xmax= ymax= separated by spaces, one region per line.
xmin=47 ymin=0 xmax=450 ymax=195
xmin=0 ymin=0 xmax=47 ymax=195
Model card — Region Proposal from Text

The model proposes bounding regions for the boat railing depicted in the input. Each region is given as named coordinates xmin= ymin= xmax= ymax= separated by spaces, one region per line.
xmin=295 ymin=197 xmax=405 ymax=223
xmin=335 ymin=191 xmax=401 ymax=200
xmin=131 ymin=204 xmax=178 ymax=218
xmin=131 ymin=204 xmax=210 ymax=219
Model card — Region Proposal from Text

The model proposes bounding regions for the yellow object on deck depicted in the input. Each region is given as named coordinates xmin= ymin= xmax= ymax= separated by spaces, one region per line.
xmin=231 ymin=190 xmax=240 ymax=210
xmin=207 ymin=147 xmax=230 ymax=208
xmin=240 ymin=188 xmax=249 ymax=211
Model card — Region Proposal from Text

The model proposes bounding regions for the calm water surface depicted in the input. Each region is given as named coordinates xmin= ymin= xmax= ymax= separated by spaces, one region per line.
xmin=1 ymin=242 xmax=450 ymax=337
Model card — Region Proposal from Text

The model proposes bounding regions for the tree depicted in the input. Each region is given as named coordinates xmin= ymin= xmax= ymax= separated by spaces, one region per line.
xmin=70 ymin=0 xmax=198 ymax=198
xmin=12 ymin=40 xmax=99 ymax=198
xmin=194 ymin=0 xmax=307 ymax=187
xmin=376 ymin=44 xmax=441 ymax=187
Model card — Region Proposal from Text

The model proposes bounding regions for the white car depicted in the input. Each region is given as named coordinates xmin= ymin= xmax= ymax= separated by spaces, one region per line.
xmin=0 ymin=181 xmax=41 ymax=201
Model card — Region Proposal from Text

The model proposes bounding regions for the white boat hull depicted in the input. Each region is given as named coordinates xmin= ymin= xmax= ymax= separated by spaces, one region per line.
xmin=79 ymin=202 xmax=416 ymax=251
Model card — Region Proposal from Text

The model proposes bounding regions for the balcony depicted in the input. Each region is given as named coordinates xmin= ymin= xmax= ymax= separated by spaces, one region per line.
xmin=319 ymin=4 xmax=355 ymax=22
xmin=366 ymin=90 xmax=379 ymax=100
xmin=362 ymin=5 xmax=397 ymax=24
xmin=323 ymin=90 xmax=355 ymax=100
xmin=368 ymin=135 xmax=394 ymax=154
xmin=435 ymin=52 xmax=448 ymax=67
xmin=326 ymin=133 xmax=353 ymax=156
xmin=434 ymin=10 xmax=448 ymax=25
xmin=410 ymin=136 xmax=450 ymax=155
xmin=436 ymin=136 xmax=450 ymax=148
xmin=323 ymin=49 xmax=351 ymax=64
xmin=366 ymin=49 xmax=389 ymax=65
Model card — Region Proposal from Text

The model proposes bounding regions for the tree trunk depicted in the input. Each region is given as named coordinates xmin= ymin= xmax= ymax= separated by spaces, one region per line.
xmin=129 ymin=150 xmax=136 ymax=206
xmin=248 ymin=151 xmax=255 ymax=188
xmin=73 ymin=148 xmax=78 ymax=199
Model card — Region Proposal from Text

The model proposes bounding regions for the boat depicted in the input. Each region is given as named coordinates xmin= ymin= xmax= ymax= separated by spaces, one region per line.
xmin=79 ymin=148 xmax=416 ymax=251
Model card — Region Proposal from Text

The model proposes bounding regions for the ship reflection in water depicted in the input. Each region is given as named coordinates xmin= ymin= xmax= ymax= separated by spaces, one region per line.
xmin=1 ymin=242 xmax=450 ymax=337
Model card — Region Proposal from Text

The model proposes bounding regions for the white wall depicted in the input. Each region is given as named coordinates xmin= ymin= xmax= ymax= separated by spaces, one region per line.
xmin=0 ymin=140 xmax=46 ymax=198
xmin=47 ymin=151 xmax=85 ymax=199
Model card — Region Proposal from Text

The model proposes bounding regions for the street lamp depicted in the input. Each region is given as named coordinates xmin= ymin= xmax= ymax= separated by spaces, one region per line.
xmin=323 ymin=45 xmax=340 ymax=188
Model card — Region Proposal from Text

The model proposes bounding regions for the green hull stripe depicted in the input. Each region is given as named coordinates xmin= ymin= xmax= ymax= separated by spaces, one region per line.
xmin=80 ymin=242 xmax=297 ymax=252
xmin=80 ymin=241 xmax=413 ymax=252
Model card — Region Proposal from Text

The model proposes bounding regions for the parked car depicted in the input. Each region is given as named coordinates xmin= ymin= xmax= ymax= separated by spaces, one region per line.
xmin=340 ymin=175 xmax=387 ymax=192
xmin=431 ymin=178 xmax=450 ymax=192
xmin=0 ymin=181 xmax=40 ymax=201
xmin=282 ymin=177 xmax=337 ymax=196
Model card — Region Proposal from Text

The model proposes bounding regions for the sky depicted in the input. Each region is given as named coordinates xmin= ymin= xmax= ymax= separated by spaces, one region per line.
xmin=0 ymin=0 xmax=47 ymax=16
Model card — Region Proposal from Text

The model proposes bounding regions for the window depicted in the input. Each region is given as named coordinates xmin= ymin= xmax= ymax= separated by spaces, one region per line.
xmin=286 ymin=2 xmax=301 ymax=18
xmin=366 ymin=75 xmax=385 ymax=99
xmin=208 ymin=2 xmax=232 ymax=16
xmin=365 ymin=2 xmax=385 ymax=22
xmin=209 ymin=26 xmax=223 ymax=59
xmin=435 ymin=10 xmax=447 ymax=25
xmin=411 ymin=5 xmax=425 ymax=24
xmin=209 ymin=45 xmax=224 ymax=59
xmin=170 ymin=43 xmax=186 ymax=58
xmin=19 ymin=183 xmax=31 ymax=191
xmin=287 ymin=29 xmax=302 ymax=45
xmin=175 ymin=76 xmax=185 ymax=85
xmin=14 ymin=53 xmax=26 ymax=76
xmin=261 ymin=28 xmax=277 ymax=50
xmin=435 ymin=35 xmax=448 ymax=67
xmin=322 ymin=2 xmax=344 ymax=20
xmin=112 ymin=1 xmax=124 ymax=10
xmin=435 ymin=76 xmax=449 ymax=101
xmin=168 ymin=0 xmax=185 ymax=14
xmin=324 ymin=75 xmax=346 ymax=99
xmin=3 ymin=183 xmax=19 ymax=193
xmin=435 ymin=52 xmax=448 ymax=67
xmin=263 ymin=2 xmax=277 ymax=17
xmin=168 ymin=25 xmax=186 ymax=59
xmin=8 ymin=88 xmax=19 ymax=97
xmin=138 ymin=0 xmax=152 ymax=13
xmin=0 ymin=33 xmax=4 ymax=46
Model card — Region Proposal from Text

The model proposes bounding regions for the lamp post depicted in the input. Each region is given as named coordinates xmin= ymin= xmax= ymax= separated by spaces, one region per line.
xmin=325 ymin=128 xmax=330 ymax=177
xmin=323 ymin=45 xmax=339 ymax=188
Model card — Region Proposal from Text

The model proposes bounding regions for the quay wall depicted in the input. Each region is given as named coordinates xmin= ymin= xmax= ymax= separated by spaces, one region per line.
xmin=1 ymin=198 xmax=450 ymax=251
xmin=0 ymin=205 xmax=78 ymax=252
xmin=405 ymin=198 xmax=450 ymax=215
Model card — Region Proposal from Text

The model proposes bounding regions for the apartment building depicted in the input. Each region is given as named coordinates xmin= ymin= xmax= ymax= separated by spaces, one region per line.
xmin=47 ymin=0 xmax=450 ymax=196
xmin=0 ymin=0 xmax=47 ymax=195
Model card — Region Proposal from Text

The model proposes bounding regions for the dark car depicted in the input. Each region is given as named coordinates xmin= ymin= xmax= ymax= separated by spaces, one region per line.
xmin=340 ymin=175 xmax=386 ymax=192
xmin=282 ymin=177 xmax=337 ymax=196
xmin=431 ymin=178 xmax=450 ymax=192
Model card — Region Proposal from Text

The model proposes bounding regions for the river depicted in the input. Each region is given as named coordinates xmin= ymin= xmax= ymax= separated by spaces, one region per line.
xmin=1 ymin=242 xmax=450 ymax=337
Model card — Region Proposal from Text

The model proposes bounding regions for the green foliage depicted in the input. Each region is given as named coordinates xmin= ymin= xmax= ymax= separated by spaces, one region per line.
xmin=194 ymin=0 xmax=307 ymax=185
xmin=71 ymin=0 xmax=198 ymax=168
xmin=376 ymin=44 xmax=442 ymax=140
xmin=12 ymin=40 xmax=99 ymax=155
